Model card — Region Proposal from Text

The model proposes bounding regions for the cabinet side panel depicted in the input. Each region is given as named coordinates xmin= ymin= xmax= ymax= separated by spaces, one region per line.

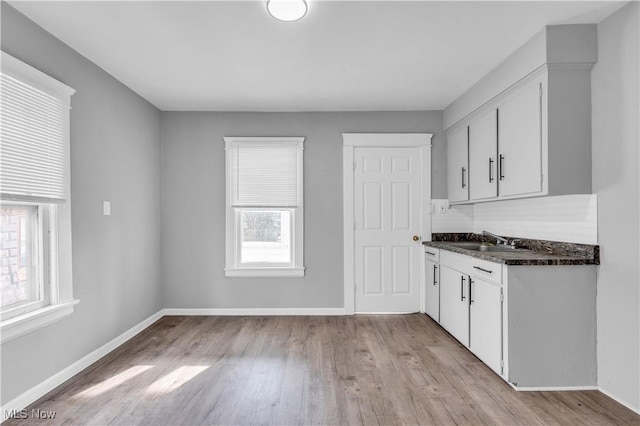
xmin=507 ymin=266 xmax=596 ymax=387
xmin=547 ymin=69 xmax=593 ymax=195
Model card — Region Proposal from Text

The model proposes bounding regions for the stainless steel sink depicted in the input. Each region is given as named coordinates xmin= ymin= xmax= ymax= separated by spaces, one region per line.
xmin=443 ymin=242 xmax=531 ymax=253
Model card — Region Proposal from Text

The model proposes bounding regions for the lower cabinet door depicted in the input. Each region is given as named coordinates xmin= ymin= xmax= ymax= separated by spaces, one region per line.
xmin=439 ymin=266 xmax=469 ymax=347
xmin=425 ymin=260 xmax=440 ymax=322
xmin=470 ymin=277 xmax=503 ymax=374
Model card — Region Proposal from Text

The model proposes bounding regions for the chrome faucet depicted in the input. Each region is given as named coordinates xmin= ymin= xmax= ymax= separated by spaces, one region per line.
xmin=482 ymin=230 xmax=510 ymax=246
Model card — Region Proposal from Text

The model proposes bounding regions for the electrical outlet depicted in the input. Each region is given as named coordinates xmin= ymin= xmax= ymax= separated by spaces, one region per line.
xmin=437 ymin=203 xmax=446 ymax=214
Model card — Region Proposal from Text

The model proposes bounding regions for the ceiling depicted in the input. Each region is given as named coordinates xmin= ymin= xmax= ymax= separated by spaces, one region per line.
xmin=8 ymin=1 xmax=624 ymax=112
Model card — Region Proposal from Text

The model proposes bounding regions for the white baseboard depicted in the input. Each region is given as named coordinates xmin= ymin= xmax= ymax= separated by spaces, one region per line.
xmin=1 ymin=310 xmax=164 ymax=422
xmin=598 ymin=386 xmax=640 ymax=415
xmin=511 ymin=384 xmax=599 ymax=391
xmin=162 ymin=307 xmax=346 ymax=316
xmin=510 ymin=381 xmax=640 ymax=413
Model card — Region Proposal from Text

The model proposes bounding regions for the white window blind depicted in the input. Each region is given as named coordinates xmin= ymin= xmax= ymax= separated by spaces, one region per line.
xmin=1 ymin=53 xmax=73 ymax=203
xmin=228 ymin=141 xmax=301 ymax=207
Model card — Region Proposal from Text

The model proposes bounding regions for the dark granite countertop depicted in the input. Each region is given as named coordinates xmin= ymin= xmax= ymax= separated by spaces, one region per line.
xmin=424 ymin=233 xmax=599 ymax=266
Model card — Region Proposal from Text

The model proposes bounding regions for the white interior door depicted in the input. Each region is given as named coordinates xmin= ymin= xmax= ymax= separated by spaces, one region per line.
xmin=354 ymin=147 xmax=422 ymax=313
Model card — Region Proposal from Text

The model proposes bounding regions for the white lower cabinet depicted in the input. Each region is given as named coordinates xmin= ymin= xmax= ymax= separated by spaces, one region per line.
xmin=439 ymin=265 xmax=469 ymax=347
xmin=427 ymin=248 xmax=597 ymax=389
xmin=469 ymin=277 xmax=503 ymax=375
xmin=424 ymin=258 xmax=440 ymax=322
xmin=424 ymin=248 xmax=440 ymax=322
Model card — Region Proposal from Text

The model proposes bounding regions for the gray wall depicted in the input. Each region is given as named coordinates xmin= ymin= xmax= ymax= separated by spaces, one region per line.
xmin=1 ymin=4 xmax=163 ymax=405
xmin=161 ymin=111 xmax=443 ymax=308
xmin=591 ymin=1 xmax=640 ymax=412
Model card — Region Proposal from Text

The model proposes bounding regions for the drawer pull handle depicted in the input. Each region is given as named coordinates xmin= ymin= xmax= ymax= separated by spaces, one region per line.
xmin=425 ymin=251 xmax=436 ymax=256
xmin=473 ymin=266 xmax=493 ymax=274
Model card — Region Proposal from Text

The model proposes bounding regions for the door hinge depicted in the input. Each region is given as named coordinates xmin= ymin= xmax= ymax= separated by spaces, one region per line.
xmin=500 ymin=290 xmax=504 ymax=302
xmin=500 ymin=360 xmax=504 ymax=375
xmin=354 ymin=161 xmax=357 ymax=171
xmin=539 ymin=84 xmax=543 ymax=98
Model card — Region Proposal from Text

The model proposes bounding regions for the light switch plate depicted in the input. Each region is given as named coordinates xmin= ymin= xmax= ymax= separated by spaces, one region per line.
xmin=103 ymin=201 xmax=111 ymax=216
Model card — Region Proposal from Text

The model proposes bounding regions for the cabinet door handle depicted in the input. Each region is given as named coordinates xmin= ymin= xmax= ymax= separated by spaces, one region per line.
xmin=499 ymin=154 xmax=505 ymax=180
xmin=489 ymin=158 xmax=494 ymax=183
xmin=469 ymin=278 xmax=474 ymax=305
xmin=473 ymin=265 xmax=493 ymax=274
xmin=433 ymin=265 xmax=438 ymax=285
xmin=460 ymin=276 xmax=466 ymax=301
xmin=461 ymin=167 xmax=467 ymax=189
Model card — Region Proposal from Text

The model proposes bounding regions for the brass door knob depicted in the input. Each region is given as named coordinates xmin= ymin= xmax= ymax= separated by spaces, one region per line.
xmin=412 ymin=235 xmax=420 ymax=241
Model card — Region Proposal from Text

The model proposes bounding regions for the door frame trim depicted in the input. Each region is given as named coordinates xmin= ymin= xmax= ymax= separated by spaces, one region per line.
xmin=343 ymin=133 xmax=433 ymax=315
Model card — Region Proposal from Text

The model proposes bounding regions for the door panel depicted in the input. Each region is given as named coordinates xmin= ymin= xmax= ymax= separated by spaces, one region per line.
xmin=439 ymin=266 xmax=469 ymax=346
xmin=354 ymin=147 xmax=422 ymax=313
xmin=363 ymin=183 xmax=382 ymax=230
xmin=425 ymin=259 xmax=439 ymax=322
xmin=498 ymin=80 xmax=543 ymax=197
xmin=447 ymin=126 xmax=469 ymax=203
xmin=470 ymin=278 xmax=503 ymax=374
xmin=469 ymin=109 xmax=498 ymax=200
xmin=363 ymin=247 xmax=383 ymax=295
xmin=391 ymin=182 xmax=411 ymax=230
xmin=392 ymin=246 xmax=411 ymax=294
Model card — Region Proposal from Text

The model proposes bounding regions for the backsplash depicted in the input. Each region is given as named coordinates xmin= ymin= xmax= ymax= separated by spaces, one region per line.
xmin=431 ymin=194 xmax=597 ymax=244
xmin=430 ymin=201 xmax=474 ymax=232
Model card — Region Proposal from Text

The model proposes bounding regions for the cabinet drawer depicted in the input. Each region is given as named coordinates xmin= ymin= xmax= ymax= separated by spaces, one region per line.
xmin=469 ymin=258 xmax=502 ymax=284
xmin=424 ymin=246 xmax=440 ymax=262
xmin=440 ymin=250 xmax=503 ymax=285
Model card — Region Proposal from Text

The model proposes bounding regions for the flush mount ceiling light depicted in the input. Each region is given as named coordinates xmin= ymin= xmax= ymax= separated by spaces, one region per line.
xmin=266 ymin=0 xmax=308 ymax=22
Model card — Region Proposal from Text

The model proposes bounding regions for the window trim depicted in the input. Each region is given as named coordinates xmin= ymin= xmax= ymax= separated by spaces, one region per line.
xmin=224 ymin=137 xmax=305 ymax=278
xmin=1 ymin=51 xmax=77 ymax=344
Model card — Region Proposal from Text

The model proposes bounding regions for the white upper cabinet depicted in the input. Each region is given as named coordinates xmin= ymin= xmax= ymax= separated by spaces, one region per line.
xmin=497 ymin=78 xmax=543 ymax=198
xmin=446 ymin=68 xmax=591 ymax=205
xmin=444 ymin=25 xmax=595 ymax=205
xmin=469 ymin=108 xmax=498 ymax=200
xmin=446 ymin=126 xmax=469 ymax=203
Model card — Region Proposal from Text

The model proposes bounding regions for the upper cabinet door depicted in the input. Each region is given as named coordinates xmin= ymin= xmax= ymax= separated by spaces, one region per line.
xmin=469 ymin=109 xmax=498 ymax=201
xmin=447 ymin=126 xmax=469 ymax=203
xmin=498 ymin=80 xmax=543 ymax=197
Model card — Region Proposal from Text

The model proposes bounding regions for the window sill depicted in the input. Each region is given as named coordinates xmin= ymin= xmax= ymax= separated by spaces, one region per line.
xmin=1 ymin=299 xmax=79 ymax=344
xmin=225 ymin=267 xmax=305 ymax=278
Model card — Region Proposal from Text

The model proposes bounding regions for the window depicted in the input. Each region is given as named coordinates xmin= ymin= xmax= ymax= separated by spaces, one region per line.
xmin=0 ymin=51 xmax=77 ymax=343
xmin=224 ymin=137 xmax=304 ymax=277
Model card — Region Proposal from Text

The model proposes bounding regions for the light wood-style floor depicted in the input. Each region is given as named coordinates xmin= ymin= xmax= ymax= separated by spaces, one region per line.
xmin=9 ymin=315 xmax=639 ymax=425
